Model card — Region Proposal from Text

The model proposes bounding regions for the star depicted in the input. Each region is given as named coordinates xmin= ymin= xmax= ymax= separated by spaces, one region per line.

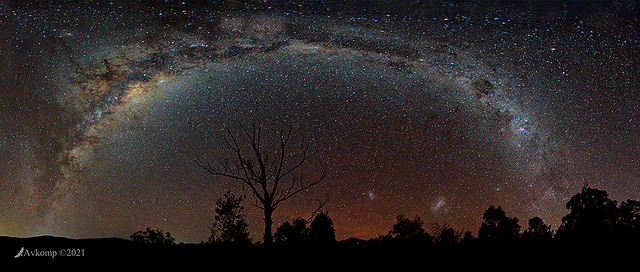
xmin=1 ymin=1 xmax=638 ymax=243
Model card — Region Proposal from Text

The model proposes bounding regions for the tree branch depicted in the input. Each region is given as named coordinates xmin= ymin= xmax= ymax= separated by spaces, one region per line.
xmin=274 ymin=165 xmax=329 ymax=206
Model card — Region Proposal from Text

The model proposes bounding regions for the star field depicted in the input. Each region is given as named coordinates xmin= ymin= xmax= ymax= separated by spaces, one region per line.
xmin=0 ymin=1 xmax=639 ymax=242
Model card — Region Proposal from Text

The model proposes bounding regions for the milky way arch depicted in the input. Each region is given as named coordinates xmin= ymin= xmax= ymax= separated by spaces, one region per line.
xmin=2 ymin=7 xmax=573 ymax=237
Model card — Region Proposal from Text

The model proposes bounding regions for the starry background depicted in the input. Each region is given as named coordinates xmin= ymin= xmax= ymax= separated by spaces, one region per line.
xmin=1 ymin=0 xmax=639 ymax=242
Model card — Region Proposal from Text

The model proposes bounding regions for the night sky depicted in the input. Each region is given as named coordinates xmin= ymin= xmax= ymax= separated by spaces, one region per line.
xmin=1 ymin=1 xmax=639 ymax=243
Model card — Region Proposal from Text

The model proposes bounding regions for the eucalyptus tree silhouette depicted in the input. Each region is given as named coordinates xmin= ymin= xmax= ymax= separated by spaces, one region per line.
xmin=478 ymin=206 xmax=520 ymax=242
xmin=557 ymin=186 xmax=617 ymax=240
xmin=617 ymin=199 xmax=640 ymax=239
xmin=522 ymin=217 xmax=552 ymax=241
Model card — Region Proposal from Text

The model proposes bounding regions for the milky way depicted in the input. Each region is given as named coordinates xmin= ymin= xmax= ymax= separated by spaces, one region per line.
xmin=1 ymin=1 xmax=639 ymax=242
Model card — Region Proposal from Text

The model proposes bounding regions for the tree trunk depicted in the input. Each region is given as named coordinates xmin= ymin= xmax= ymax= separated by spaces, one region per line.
xmin=263 ymin=207 xmax=273 ymax=247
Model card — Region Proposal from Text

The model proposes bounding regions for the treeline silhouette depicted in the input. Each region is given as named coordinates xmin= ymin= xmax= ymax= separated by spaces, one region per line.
xmin=132 ymin=186 xmax=640 ymax=248
xmin=6 ymin=186 xmax=639 ymax=269
xmin=122 ymin=185 xmax=640 ymax=267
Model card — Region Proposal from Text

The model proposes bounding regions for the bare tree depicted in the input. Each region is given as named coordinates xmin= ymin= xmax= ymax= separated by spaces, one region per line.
xmin=196 ymin=124 xmax=328 ymax=246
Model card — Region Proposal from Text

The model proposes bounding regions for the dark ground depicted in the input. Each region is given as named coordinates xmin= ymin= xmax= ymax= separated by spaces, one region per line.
xmin=1 ymin=235 xmax=637 ymax=270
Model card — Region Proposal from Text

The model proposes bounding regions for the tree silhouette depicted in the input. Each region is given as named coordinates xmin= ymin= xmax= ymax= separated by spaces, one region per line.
xmin=274 ymin=217 xmax=310 ymax=247
xmin=130 ymin=227 xmax=175 ymax=244
xmin=389 ymin=215 xmax=426 ymax=239
xmin=430 ymin=223 xmax=462 ymax=246
xmin=522 ymin=217 xmax=552 ymax=240
xmin=557 ymin=186 xmax=617 ymax=240
xmin=617 ymin=199 xmax=640 ymax=239
xmin=309 ymin=212 xmax=336 ymax=244
xmin=273 ymin=209 xmax=335 ymax=248
xmin=461 ymin=231 xmax=474 ymax=245
xmin=478 ymin=206 xmax=520 ymax=242
xmin=196 ymin=124 xmax=328 ymax=247
xmin=209 ymin=191 xmax=251 ymax=244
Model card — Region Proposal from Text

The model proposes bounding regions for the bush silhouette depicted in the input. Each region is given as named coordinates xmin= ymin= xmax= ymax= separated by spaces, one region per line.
xmin=430 ymin=223 xmax=463 ymax=246
xmin=389 ymin=215 xmax=425 ymax=240
xmin=382 ymin=215 xmax=433 ymax=248
xmin=274 ymin=218 xmax=310 ymax=247
xmin=274 ymin=212 xmax=336 ymax=247
xmin=130 ymin=227 xmax=175 ymax=244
